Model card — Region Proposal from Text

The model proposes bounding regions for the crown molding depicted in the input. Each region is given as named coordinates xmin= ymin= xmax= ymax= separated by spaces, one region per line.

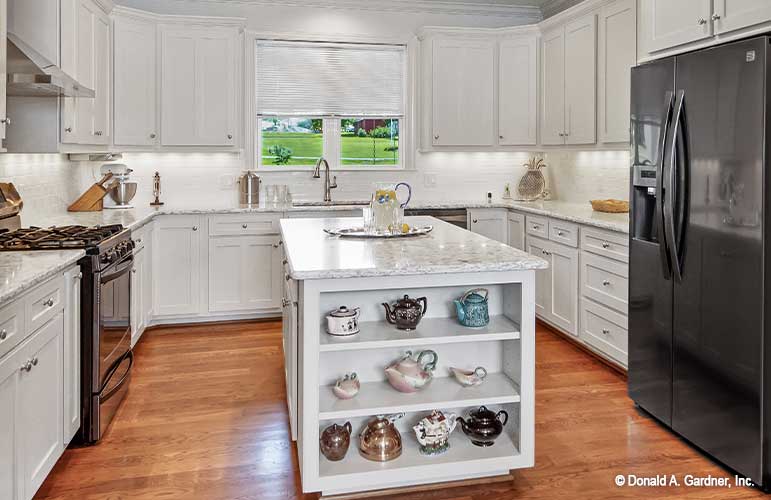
xmin=538 ymin=0 xmax=614 ymax=29
xmin=112 ymin=4 xmax=247 ymax=28
xmin=417 ymin=23 xmax=540 ymax=39
xmin=540 ymin=0 xmax=582 ymax=19
xmin=144 ymin=0 xmax=542 ymax=20
xmin=93 ymin=0 xmax=115 ymax=13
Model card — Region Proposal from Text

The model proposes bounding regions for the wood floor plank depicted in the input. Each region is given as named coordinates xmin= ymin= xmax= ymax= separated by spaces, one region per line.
xmin=34 ymin=320 xmax=767 ymax=500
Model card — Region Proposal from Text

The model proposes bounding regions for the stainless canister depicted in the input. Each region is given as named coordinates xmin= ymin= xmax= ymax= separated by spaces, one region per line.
xmin=238 ymin=171 xmax=261 ymax=205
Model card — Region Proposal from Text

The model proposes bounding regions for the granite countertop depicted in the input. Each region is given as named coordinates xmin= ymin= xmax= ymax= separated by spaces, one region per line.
xmin=0 ymin=250 xmax=85 ymax=304
xmin=19 ymin=199 xmax=629 ymax=234
xmin=280 ymin=216 xmax=549 ymax=280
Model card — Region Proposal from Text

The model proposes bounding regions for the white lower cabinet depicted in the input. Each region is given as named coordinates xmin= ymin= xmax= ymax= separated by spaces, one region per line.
xmin=0 ymin=341 xmax=20 ymax=500
xmin=153 ymin=215 xmax=202 ymax=317
xmin=507 ymin=211 xmax=525 ymax=250
xmin=131 ymin=245 xmax=146 ymax=344
xmin=63 ymin=267 xmax=81 ymax=444
xmin=468 ymin=208 xmax=508 ymax=243
xmin=208 ymin=235 xmax=281 ymax=313
xmin=528 ymin=236 xmax=579 ymax=335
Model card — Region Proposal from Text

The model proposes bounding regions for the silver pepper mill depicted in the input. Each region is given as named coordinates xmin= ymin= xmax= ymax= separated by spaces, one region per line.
xmin=150 ymin=171 xmax=164 ymax=206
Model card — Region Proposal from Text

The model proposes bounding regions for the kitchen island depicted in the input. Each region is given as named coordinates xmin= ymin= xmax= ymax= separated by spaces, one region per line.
xmin=280 ymin=216 xmax=548 ymax=497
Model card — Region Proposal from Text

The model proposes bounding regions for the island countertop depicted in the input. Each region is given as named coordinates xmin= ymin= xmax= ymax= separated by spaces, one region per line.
xmin=280 ymin=216 xmax=549 ymax=280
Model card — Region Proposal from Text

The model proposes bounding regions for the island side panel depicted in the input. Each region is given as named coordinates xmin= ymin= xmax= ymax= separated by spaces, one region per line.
xmin=299 ymin=279 xmax=322 ymax=492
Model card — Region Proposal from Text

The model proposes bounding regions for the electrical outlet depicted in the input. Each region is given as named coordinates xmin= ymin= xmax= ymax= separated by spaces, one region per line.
xmin=219 ymin=175 xmax=235 ymax=190
xmin=424 ymin=174 xmax=437 ymax=188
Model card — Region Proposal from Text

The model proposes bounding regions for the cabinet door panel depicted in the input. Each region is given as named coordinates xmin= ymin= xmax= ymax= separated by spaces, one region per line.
xmin=598 ymin=0 xmax=635 ymax=143
xmin=196 ymin=32 xmax=236 ymax=146
xmin=432 ymin=39 xmax=495 ymax=146
xmin=549 ymin=244 xmax=578 ymax=335
xmin=644 ymin=0 xmax=712 ymax=53
xmin=527 ymin=237 xmax=551 ymax=319
xmin=92 ymin=12 xmax=110 ymax=143
xmin=0 ymin=345 xmax=20 ymax=500
xmin=469 ymin=210 xmax=507 ymax=243
xmin=208 ymin=238 xmax=243 ymax=312
xmin=73 ymin=2 xmax=94 ymax=144
xmin=154 ymin=216 xmax=201 ymax=316
xmin=161 ymin=30 xmax=197 ymax=145
xmin=63 ymin=267 xmax=81 ymax=444
xmin=243 ymin=236 xmax=281 ymax=309
xmin=713 ymin=0 xmax=771 ymax=35
xmin=114 ymin=17 xmax=157 ymax=146
xmin=131 ymin=248 xmax=145 ymax=345
xmin=540 ymin=28 xmax=565 ymax=145
xmin=507 ymin=212 xmax=525 ymax=251
xmin=499 ymin=37 xmax=537 ymax=145
xmin=19 ymin=314 xmax=64 ymax=498
xmin=208 ymin=236 xmax=280 ymax=312
xmin=565 ymin=13 xmax=597 ymax=145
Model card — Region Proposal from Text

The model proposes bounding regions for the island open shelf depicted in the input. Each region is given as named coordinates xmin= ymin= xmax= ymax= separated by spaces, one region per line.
xmin=280 ymin=216 xmax=545 ymax=497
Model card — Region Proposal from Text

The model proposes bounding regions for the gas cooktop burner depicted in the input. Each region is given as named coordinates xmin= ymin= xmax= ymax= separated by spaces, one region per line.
xmin=0 ymin=224 xmax=125 ymax=250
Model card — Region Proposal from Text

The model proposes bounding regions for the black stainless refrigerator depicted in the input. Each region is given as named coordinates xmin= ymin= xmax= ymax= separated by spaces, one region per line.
xmin=629 ymin=36 xmax=769 ymax=486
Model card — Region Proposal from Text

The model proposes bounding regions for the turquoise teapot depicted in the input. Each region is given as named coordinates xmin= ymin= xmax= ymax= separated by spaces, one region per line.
xmin=454 ymin=288 xmax=490 ymax=327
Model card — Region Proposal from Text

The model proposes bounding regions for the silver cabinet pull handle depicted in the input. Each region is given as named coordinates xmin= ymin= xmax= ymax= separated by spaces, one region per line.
xmin=602 ymin=280 xmax=611 ymax=286
xmin=711 ymin=13 xmax=721 ymax=21
xmin=65 ymin=127 xmax=73 ymax=133
xmin=601 ymin=328 xmax=610 ymax=335
xmin=698 ymin=18 xmax=707 ymax=25
xmin=43 ymin=298 xmax=55 ymax=307
xmin=0 ymin=329 xmax=7 ymax=340
xmin=192 ymin=226 xmax=198 ymax=231
xmin=601 ymin=242 xmax=610 ymax=249
xmin=281 ymin=298 xmax=290 ymax=308
xmin=1 ymin=117 xmax=10 ymax=125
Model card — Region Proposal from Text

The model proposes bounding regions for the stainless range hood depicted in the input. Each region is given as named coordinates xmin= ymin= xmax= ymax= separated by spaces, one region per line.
xmin=6 ymin=33 xmax=95 ymax=98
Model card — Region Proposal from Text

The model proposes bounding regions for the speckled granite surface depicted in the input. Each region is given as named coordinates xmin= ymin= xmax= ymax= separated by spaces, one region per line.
xmin=280 ymin=216 xmax=549 ymax=280
xmin=0 ymin=250 xmax=84 ymax=304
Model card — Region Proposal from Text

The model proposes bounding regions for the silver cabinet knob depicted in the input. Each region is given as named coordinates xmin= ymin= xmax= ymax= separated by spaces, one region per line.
xmin=472 ymin=219 xmax=478 ymax=224
xmin=434 ymin=134 xmax=439 ymax=140
xmin=20 ymin=360 xmax=31 ymax=372
xmin=242 ymin=224 xmax=248 ymax=229
xmin=698 ymin=18 xmax=707 ymax=25
xmin=711 ymin=13 xmax=721 ymax=20
xmin=601 ymin=328 xmax=610 ymax=335
xmin=43 ymin=298 xmax=54 ymax=307
xmin=281 ymin=298 xmax=290 ymax=308
xmin=192 ymin=226 xmax=198 ymax=231
xmin=499 ymin=135 xmax=504 ymax=139
xmin=272 ymin=243 xmax=279 ymax=248
xmin=132 ymin=268 xmax=137 ymax=274
xmin=76 ymin=272 xmax=83 ymax=280
xmin=150 ymin=133 xmax=157 ymax=139
xmin=65 ymin=127 xmax=73 ymax=133
xmin=31 ymin=357 xmax=38 ymax=366
xmin=0 ymin=329 xmax=7 ymax=340
xmin=227 ymin=134 xmax=233 ymax=140
xmin=1 ymin=117 xmax=10 ymax=125
xmin=601 ymin=242 xmax=610 ymax=249
xmin=557 ymin=230 xmax=564 ymax=236
xmin=602 ymin=280 xmax=611 ymax=286
xmin=532 ymin=225 xmax=539 ymax=230
xmin=285 ymin=274 xmax=291 ymax=281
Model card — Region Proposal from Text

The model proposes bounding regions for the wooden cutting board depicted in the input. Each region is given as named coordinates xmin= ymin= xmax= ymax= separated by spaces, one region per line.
xmin=68 ymin=173 xmax=115 ymax=212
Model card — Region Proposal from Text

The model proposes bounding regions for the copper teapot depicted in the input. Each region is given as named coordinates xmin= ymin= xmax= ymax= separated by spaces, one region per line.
xmin=359 ymin=413 xmax=404 ymax=462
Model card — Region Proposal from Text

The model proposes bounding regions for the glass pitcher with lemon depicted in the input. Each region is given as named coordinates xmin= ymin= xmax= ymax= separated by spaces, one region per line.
xmin=369 ymin=182 xmax=412 ymax=234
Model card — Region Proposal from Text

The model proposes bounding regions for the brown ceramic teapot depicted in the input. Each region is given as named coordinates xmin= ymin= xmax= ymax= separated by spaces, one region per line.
xmin=457 ymin=406 xmax=508 ymax=447
xmin=320 ymin=421 xmax=352 ymax=461
xmin=382 ymin=295 xmax=427 ymax=330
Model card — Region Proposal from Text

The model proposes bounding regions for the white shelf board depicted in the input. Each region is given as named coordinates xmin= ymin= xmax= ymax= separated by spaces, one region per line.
xmin=319 ymin=373 xmax=520 ymax=420
xmin=320 ymin=315 xmax=521 ymax=352
xmin=318 ymin=429 xmax=520 ymax=482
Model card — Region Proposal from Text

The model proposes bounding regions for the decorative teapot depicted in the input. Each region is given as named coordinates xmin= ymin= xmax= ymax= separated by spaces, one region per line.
xmin=457 ymin=406 xmax=508 ymax=447
xmin=454 ymin=288 xmax=490 ymax=327
xmin=384 ymin=350 xmax=438 ymax=393
xmin=413 ymin=410 xmax=457 ymax=455
xmin=382 ymin=295 xmax=427 ymax=330
xmin=326 ymin=305 xmax=361 ymax=336
xmin=359 ymin=413 xmax=404 ymax=462
xmin=320 ymin=421 xmax=352 ymax=461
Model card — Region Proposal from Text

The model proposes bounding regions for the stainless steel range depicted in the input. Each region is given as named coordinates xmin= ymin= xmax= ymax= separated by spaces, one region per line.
xmin=0 ymin=222 xmax=135 ymax=444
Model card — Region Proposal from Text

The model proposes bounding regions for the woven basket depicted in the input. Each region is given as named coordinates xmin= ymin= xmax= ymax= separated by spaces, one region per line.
xmin=590 ymin=199 xmax=629 ymax=213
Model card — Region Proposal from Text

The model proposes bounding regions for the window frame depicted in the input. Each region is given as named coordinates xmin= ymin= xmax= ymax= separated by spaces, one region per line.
xmin=246 ymin=32 xmax=415 ymax=172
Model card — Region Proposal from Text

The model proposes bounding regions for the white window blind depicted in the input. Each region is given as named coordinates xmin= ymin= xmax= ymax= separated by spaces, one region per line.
xmin=256 ymin=41 xmax=405 ymax=117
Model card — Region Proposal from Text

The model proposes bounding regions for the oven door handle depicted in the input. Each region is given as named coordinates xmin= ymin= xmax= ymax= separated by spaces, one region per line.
xmin=100 ymin=350 xmax=133 ymax=402
xmin=100 ymin=256 xmax=133 ymax=284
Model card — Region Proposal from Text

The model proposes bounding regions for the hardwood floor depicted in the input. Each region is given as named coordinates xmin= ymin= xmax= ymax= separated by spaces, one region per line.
xmin=35 ymin=320 xmax=766 ymax=500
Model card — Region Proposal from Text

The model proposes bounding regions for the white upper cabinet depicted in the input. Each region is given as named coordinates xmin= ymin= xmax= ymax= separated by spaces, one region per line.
xmin=113 ymin=14 xmax=157 ymax=147
xmin=0 ymin=0 xmax=7 ymax=150
xmin=564 ymin=13 xmax=597 ymax=145
xmin=540 ymin=27 xmax=565 ymax=146
xmin=598 ymin=0 xmax=635 ymax=144
xmin=160 ymin=25 xmax=238 ymax=147
xmin=498 ymin=36 xmax=537 ymax=146
xmin=712 ymin=0 xmax=771 ymax=35
xmin=431 ymin=38 xmax=495 ymax=147
xmin=642 ymin=0 xmax=712 ymax=53
xmin=92 ymin=11 xmax=110 ymax=144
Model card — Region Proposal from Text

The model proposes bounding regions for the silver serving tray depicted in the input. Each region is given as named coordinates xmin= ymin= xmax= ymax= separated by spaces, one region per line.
xmin=324 ymin=225 xmax=433 ymax=238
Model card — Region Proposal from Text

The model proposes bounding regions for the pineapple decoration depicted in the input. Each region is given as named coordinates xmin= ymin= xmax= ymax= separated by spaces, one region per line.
xmin=517 ymin=157 xmax=548 ymax=201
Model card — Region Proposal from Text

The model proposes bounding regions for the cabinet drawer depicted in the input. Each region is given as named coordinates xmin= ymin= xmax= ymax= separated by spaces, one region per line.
xmin=549 ymin=219 xmax=578 ymax=247
xmin=209 ymin=214 xmax=281 ymax=236
xmin=26 ymin=276 xmax=64 ymax=333
xmin=525 ymin=215 xmax=548 ymax=238
xmin=580 ymin=251 xmax=628 ymax=313
xmin=581 ymin=226 xmax=628 ymax=262
xmin=580 ymin=298 xmax=627 ymax=366
xmin=0 ymin=300 xmax=25 ymax=359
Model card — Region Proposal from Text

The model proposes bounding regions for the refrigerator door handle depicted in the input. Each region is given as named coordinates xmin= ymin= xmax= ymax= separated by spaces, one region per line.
xmin=655 ymin=91 xmax=675 ymax=279
xmin=665 ymin=90 xmax=686 ymax=282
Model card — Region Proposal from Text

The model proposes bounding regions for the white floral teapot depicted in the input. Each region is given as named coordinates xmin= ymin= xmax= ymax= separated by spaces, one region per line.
xmin=413 ymin=410 xmax=457 ymax=455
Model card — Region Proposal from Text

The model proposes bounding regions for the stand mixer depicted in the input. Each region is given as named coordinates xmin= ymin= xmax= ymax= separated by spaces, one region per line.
xmin=101 ymin=163 xmax=137 ymax=209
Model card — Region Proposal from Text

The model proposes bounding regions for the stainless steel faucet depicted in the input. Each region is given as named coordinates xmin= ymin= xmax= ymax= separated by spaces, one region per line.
xmin=312 ymin=157 xmax=338 ymax=203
